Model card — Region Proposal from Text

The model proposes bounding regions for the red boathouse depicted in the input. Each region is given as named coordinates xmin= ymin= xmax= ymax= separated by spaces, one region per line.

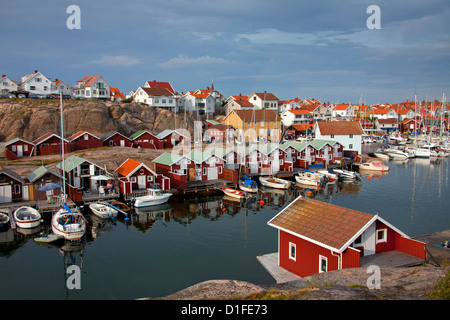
xmin=266 ymin=196 xmax=426 ymax=278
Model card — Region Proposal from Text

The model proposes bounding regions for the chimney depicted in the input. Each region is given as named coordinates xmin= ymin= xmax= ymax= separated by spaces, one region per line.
xmin=34 ymin=70 xmax=38 ymax=73
xmin=2 ymin=75 xmax=5 ymax=78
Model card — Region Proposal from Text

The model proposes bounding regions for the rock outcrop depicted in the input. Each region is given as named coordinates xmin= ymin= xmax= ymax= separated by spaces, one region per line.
xmin=0 ymin=99 xmax=200 ymax=142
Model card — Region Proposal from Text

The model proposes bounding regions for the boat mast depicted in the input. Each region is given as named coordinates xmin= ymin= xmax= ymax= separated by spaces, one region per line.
xmin=60 ymin=93 xmax=66 ymax=199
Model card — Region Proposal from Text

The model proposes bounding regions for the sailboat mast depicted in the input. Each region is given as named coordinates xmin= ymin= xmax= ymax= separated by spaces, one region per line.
xmin=60 ymin=93 xmax=66 ymax=197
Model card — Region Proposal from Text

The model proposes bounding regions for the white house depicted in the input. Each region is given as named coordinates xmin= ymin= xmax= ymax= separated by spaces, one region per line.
xmin=19 ymin=70 xmax=52 ymax=96
xmin=314 ymin=121 xmax=364 ymax=155
xmin=398 ymin=109 xmax=416 ymax=121
xmin=51 ymin=79 xmax=72 ymax=96
xmin=0 ymin=75 xmax=18 ymax=94
xmin=177 ymin=92 xmax=215 ymax=114
xmin=370 ymin=108 xmax=398 ymax=120
xmin=73 ymin=75 xmax=111 ymax=100
xmin=278 ymin=98 xmax=302 ymax=113
xmin=248 ymin=91 xmax=279 ymax=111
xmin=332 ymin=104 xmax=356 ymax=119
xmin=280 ymin=109 xmax=312 ymax=127
xmin=133 ymin=87 xmax=176 ymax=112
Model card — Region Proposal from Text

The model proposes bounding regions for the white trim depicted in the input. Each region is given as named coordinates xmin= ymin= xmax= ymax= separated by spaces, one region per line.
xmin=319 ymin=255 xmax=327 ymax=273
xmin=289 ymin=242 xmax=296 ymax=261
xmin=376 ymin=228 xmax=387 ymax=244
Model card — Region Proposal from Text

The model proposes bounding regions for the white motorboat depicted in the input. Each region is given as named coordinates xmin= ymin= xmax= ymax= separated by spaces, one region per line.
xmin=413 ymin=146 xmax=438 ymax=158
xmin=332 ymin=168 xmax=358 ymax=180
xmin=259 ymin=176 xmax=291 ymax=189
xmin=52 ymin=207 xmax=86 ymax=241
xmin=0 ymin=212 xmax=10 ymax=227
xmin=295 ymin=171 xmax=322 ymax=186
xmin=222 ymin=187 xmax=247 ymax=199
xmin=89 ymin=202 xmax=118 ymax=219
xmin=372 ymin=148 xmax=391 ymax=160
xmin=131 ymin=188 xmax=172 ymax=208
xmin=316 ymin=169 xmax=338 ymax=181
xmin=384 ymin=147 xmax=414 ymax=160
xmin=295 ymin=175 xmax=320 ymax=187
xmin=357 ymin=161 xmax=389 ymax=172
xmin=13 ymin=206 xmax=42 ymax=229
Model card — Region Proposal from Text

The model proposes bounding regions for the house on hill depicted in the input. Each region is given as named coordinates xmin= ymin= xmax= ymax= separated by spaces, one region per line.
xmin=73 ymin=75 xmax=111 ymax=100
xmin=0 ymin=74 xmax=18 ymax=94
xmin=69 ymin=130 xmax=103 ymax=152
xmin=102 ymin=132 xmax=132 ymax=148
xmin=5 ymin=138 xmax=35 ymax=160
xmin=263 ymin=196 xmax=426 ymax=279
xmin=314 ymin=121 xmax=364 ymax=156
xmin=19 ymin=70 xmax=52 ymax=97
xmin=0 ymin=166 xmax=26 ymax=203
xmin=34 ymin=132 xmax=70 ymax=156
xmin=248 ymin=91 xmax=279 ymax=111
xmin=26 ymin=166 xmax=62 ymax=201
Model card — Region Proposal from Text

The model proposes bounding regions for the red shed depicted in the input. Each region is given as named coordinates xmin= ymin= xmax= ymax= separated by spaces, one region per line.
xmin=266 ymin=196 xmax=426 ymax=278
xmin=34 ymin=132 xmax=70 ymax=156
xmin=69 ymin=130 xmax=103 ymax=152
xmin=129 ymin=130 xmax=161 ymax=149
xmin=5 ymin=138 xmax=35 ymax=160
xmin=102 ymin=132 xmax=132 ymax=147
xmin=116 ymin=158 xmax=170 ymax=196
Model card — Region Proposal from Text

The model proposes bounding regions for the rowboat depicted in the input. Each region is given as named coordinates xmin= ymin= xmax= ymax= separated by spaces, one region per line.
xmin=295 ymin=171 xmax=321 ymax=186
xmin=222 ymin=187 xmax=247 ymax=199
xmin=259 ymin=176 xmax=291 ymax=189
xmin=52 ymin=206 xmax=87 ymax=241
xmin=89 ymin=202 xmax=118 ymax=219
xmin=238 ymin=175 xmax=258 ymax=193
xmin=13 ymin=206 xmax=42 ymax=229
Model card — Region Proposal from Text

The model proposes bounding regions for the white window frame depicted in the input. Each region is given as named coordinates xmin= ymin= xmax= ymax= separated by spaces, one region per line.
xmin=376 ymin=228 xmax=387 ymax=244
xmin=289 ymin=242 xmax=296 ymax=261
xmin=319 ymin=255 xmax=328 ymax=273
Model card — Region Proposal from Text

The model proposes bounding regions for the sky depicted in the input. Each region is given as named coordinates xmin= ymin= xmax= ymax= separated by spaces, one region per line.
xmin=1 ymin=0 xmax=449 ymax=105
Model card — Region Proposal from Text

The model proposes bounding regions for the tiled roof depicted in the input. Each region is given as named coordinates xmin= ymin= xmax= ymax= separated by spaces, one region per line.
xmin=316 ymin=121 xmax=364 ymax=135
xmin=116 ymin=158 xmax=152 ymax=177
xmin=140 ymin=87 xmax=174 ymax=96
xmin=268 ymin=197 xmax=375 ymax=252
xmin=251 ymin=92 xmax=279 ymax=101
xmin=145 ymin=80 xmax=175 ymax=93
xmin=233 ymin=110 xmax=280 ymax=121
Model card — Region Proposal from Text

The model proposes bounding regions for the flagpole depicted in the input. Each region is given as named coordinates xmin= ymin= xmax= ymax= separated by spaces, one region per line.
xmin=60 ymin=92 xmax=66 ymax=201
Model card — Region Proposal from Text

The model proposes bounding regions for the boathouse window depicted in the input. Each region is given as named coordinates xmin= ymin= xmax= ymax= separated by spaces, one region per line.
xmin=203 ymin=168 xmax=206 ymax=175
xmin=131 ymin=177 xmax=137 ymax=183
xmin=147 ymin=176 xmax=153 ymax=182
xmin=353 ymin=234 xmax=363 ymax=246
xmin=14 ymin=184 xmax=20 ymax=194
xmin=319 ymin=255 xmax=327 ymax=273
xmin=289 ymin=242 xmax=296 ymax=261
xmin=376 ymin=229 xmax=387 ymax=243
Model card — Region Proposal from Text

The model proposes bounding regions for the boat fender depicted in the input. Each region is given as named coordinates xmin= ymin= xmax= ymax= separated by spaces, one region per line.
xmin=222 ymin=208 xmax=226 ymax=212
xmin=259 ymin=200 xmax=264 ymax=206
xmin=315 ymin=175 xmax=319 ymax=179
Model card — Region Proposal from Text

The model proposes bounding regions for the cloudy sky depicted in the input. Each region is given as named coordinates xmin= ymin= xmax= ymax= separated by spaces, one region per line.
xmin=1 ymin=0 xmax=449 ymax=104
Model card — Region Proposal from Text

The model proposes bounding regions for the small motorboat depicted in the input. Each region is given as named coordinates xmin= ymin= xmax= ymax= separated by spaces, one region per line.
xmin=316 ymin=169 xmax=338 ymax=181
xmin=222 ymin=187 xmax=247 ymax=199
xmin=295 ymin=171 xmax=321 ymax=186
xmin=0 ymin=212 xmax=10 ymax=228
xmin=371 ymin=148 xmax=391 ymax=160
xmin=238 ymin=175 xmax=258 ymax=193
xmin=384 ymin=147 xmax=413 ymax=160
xmin=259 ymin=176 xmax=291 ymax=189
xmin=13 ymin=206 xmax=42 ymax=229
xmin=131 ymin=188 xmax=172 ymax=208
xmin=52 ymin=206 xmax=87 ymax=241
xmin=89 ymin=202 xmax=118 ymax=219
xmin=357 ymin=161 xmax=389 ymax=172
xmin=332 ymin=168 xmax=358 ymax=180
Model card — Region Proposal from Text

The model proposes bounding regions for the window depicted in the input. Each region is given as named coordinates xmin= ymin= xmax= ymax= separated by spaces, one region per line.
xmin=353 ymin=234 xmax=363 ymax=246
xmin=349 ymin=144 xmax=353 ymax=149
xmin=331 ymin=134 xmax=334 ymax=138
xmin=30 ymin=86 xmax=35 ymax=91
xmin=147 ymin=176 xmax=153 ymax=182
xmin=83 ymin=134 xmax=89 ymax=140
xmin=289 ymin=242 xmax=296 ymax=261
xmin=376 ymin=229 xmax=387 ymax=243
xmin=203 ymin=168 xmax=206 ymax=175
xmin=14 ymin=185 xmax=21 ymax=194
xmin=35 ymin=78 xmax=42 ymax=82
xmin=319 ymin=255 xmax=327 ymax=273
xmin=109 ymin=140 xmax=114 ymax=146
xmin=349 ymin=134 xmax=353 ymax=138
xmin=131 ymin=177 xmax=137 ymax=183
xmin=219 ymin=166 xmax=222 ymax=174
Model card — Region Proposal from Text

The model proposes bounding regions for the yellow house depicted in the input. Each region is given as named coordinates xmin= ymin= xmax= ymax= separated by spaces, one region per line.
xmin=224 ymin=110 xmax=281 ymax=143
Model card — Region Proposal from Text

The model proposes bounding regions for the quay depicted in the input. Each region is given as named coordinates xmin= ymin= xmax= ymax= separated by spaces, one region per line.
xmin=258 ymin=230 xmax=450 ymax=284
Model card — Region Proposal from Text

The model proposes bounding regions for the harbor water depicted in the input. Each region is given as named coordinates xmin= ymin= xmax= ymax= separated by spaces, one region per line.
xmin=1 ymin=143 xmax=449 ymax=299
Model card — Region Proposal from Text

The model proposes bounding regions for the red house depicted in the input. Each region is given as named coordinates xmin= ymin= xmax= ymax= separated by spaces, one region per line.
xmin=34 ymin=132 xmax=70 ymax=156
xmin=102 ymin=132 xmax=132 ymax=148
xmin=5 ymin=138 xmax=34 ymax=160
xmin=116 ymin=158 xmax=170 ymax=196
xmin=129 ymin=130 xmax=162 ymax=149
xmin=266 ymin=196 xmax=426 ymax=278
xmin=69 ymin=130 xmax=103 ymax=152
xmin=155 ymin=129 xmax=188 ymax=149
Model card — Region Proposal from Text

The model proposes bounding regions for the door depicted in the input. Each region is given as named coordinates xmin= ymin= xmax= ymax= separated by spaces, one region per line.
xmin=208 ymin=167 xmax=218 ymax=180
xmin=22 ymin=185 xmax=29 ymax=201
xmin=120 ymin=140 xmax=125 ymax=147
xmin=137 ymin=175 xmax=146 ymax=189
xmin=0 ymin=185 xmax=12 ymax=203
xmin=17 ymin=145 xmax=23 ymax=157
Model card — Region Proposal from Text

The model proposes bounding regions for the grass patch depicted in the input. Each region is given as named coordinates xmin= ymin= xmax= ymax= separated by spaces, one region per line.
xmin=427 ymin=261 xmax=450 ymax=300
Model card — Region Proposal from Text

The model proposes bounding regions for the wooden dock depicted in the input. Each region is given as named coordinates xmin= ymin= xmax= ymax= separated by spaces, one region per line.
xmin=257 ymin=253 xmax=302 ymax=284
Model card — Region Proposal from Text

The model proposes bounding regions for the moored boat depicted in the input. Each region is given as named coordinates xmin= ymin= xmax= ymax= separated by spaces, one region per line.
xmin=52 ymin=206 xmax=87 ymax=241
xmin=259 ymin=176 xmax=291 ymax=189
xmin=238 ymin=175 xmax=258 ymax=193
xmin=332 ymin=168 xmax=359 ymax=180
xmin=222 ymin=187 xmax=247 ymax=199
xmin=295 ymin=171 xmax=321 ymax=186
xmin=13 ymin=206 xmax=42 ymax=229
xmin=357 ymin=161 xmax=389 ymax=172
xmin=0 ymin=212 xmax=10 ymax=228
xmin=89 ymin=202 xmax=118 ymax=219
xmin=131 ymin=188 xmax=172 ymax=208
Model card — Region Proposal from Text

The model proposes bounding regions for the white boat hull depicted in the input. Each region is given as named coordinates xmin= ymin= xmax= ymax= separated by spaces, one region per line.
xmin=259 ymin=177 xmax=291 ymax=189
xmin=295 ymin=176 xmax=319 ymax=186
xmin=238 ymin=181 xmax=258 ymax=193
xmin=89 ymin=203 xmax=118 ymax=219
xmin=52 ymin=209 xmax=86 ymax=241
xmin=133 ymin=191 xmax=172 ymax=208
xmin=14 ymin=206 xmax=42 ymax=229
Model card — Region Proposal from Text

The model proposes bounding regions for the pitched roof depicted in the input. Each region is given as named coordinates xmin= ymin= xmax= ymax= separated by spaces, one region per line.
xmin=316 ymin=121 xmax=364 ymax=135
xmin=116 ymin=158 xmax=155 ymax=177
xmin=140 ymin=87 xmax=174 ymax=96
xmin=68 ymin=130 xmax=101 ymax=141
xmin=0 ymin=166 xmax=24 ymax=183
xmin=233 ymin=110 xmax=280 ymax=121
xmin=34 ymin=132 xmax=68 ymax=145
xmin=251 ymin=92 xmax=279 ymax=101
xmin=145 ymin=80 xmax=175 ymax=93
xmin=128 ymin=130 xmax=156 ymax=141
xmin=26 ymin=166 xmax=61 ymax=183
xmin=152 ymin=152 xmax=184 ymax=166
xmin=233 ymin=98 xmax=254 ymax=108
xmin=268 ymin=196 xmax=376 ymax=252
xmin=5 ymin=137 xmax=34 ymax=147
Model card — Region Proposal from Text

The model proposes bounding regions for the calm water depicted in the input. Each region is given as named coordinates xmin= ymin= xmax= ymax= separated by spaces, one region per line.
xmin=1 ymin=144 xmax=449 ymax=300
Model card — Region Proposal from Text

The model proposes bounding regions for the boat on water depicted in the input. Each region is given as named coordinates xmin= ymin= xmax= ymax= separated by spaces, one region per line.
xmin=316 ymin=169 xmax=338 ymax=182
xmin=222 ymin=187 xmax=247 ymax=199
xmin=385 ymin=146 xmax=414 ymax=160
xmin=332 ymin=168 xmax=359 ymax=180
xmin=0 ymin=212 xmax=10 ymax=228
xmin=295 ymin=171 xmax=322 ymax=186
xmin=13 ymin=206 xmax=42 ymax=229
xmin=51 ymin=206 xmax=87 ymax=241
xmin=238 ymin=175 xmax=258 ymax=193
xmin=131 ymin=188 xmax=172 ymax=208
xmin=259 ymin=176 xmax=291 ymax=189
xmin=371 ymin=148 xmax=392 ymax=160
xmin=412 ymin=146 xmax=438 ymax=159
xmin=110 ymin=200 xmax=131 ymax=213
xmin=89 ymin=202 xmax=118 ymax=219
xmin=357 ymin=161 xmax=389 ymax=172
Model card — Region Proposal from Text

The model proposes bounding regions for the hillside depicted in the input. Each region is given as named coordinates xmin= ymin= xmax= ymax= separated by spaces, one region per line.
xmin=0 ymin=98 xmax=204 ymax=143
